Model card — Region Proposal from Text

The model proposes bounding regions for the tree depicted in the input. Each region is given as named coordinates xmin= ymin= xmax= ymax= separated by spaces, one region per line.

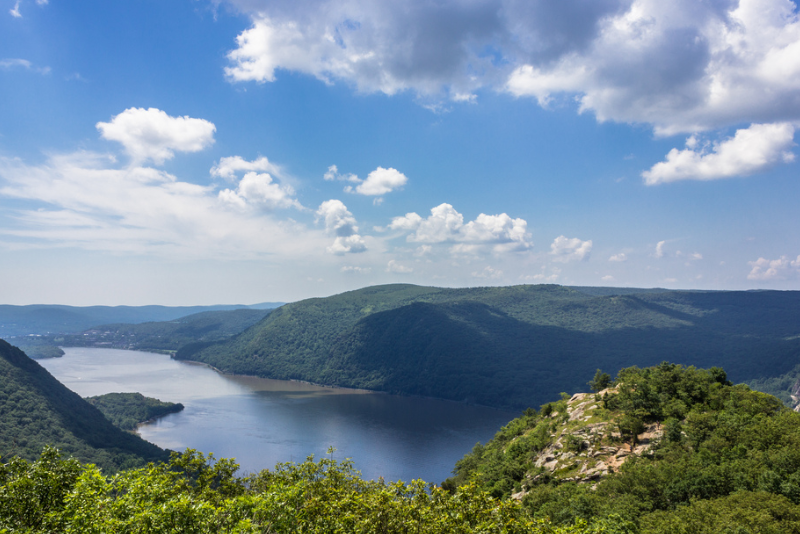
xmin=589 ymin=370 xmax=612 ymax=392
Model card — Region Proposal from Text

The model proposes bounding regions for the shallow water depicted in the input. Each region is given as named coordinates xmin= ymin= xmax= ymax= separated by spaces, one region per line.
xmin=40 ymin=347 xmax=516 ymax=483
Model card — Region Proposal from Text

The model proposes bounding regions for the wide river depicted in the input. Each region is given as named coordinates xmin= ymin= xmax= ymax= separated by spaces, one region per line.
xmin=40 ymin=347 xmax=516 ymax=484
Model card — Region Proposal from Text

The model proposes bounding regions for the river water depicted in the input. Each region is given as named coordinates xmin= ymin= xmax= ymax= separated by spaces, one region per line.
xmin=40 ymin=347 xmax=516 ymax=484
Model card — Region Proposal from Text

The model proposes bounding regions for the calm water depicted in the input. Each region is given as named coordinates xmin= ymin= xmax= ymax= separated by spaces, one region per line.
xmin=40 ymin=347 xmax=515 ymax=483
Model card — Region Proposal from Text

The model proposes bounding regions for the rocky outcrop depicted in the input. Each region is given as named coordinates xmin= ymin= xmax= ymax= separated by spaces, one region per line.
xmin=511 ymin=390 xmax=663 ymax=500
xmin=791 ymin=377 xmax=800 ymax=412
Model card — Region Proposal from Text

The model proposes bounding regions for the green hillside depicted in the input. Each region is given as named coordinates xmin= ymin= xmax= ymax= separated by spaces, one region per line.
xmin=0 ymin=302 xmax=282 ymax=337
xmin=0 ymin=339 xmax=169 ymax=471
xmin=185 ymin=284 xmax=800 ymax=410
xmin=85 ymin=393 xmax=184 ymax=432
xmin=445 ymin=363 xmax=800 ymax=533
xmin=49 ymin=308 xmax=273 ymax=354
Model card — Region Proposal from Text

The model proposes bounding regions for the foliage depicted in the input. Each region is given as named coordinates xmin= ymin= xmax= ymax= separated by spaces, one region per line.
xmin=746 ymin=362 xmax=800 ymax=408
xmin=0 ymin=447 xmax=637 ymax=534
xmin=84 ymin=393 xmax=184 ymax=431
xmin=185 ymin=284 xmax=800 ymax=409
xmin=0 ymin=339 xmax=168 ymax=472
xmin=11 ymin=340 xmax=65 ymax=359
xmin=446 ymin=363 xmax=800 ymax=532
xmin=0 ymin=303 xmax=281 ymax=338
xmin=35 ymin=308 xmax=273 ymax=354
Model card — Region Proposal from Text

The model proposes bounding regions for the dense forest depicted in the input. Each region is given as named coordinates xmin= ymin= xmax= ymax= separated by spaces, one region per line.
xmin=0 ymin=339 xmax=168 ymax=472
xmin=0 ymin=302 xmax=281 ymax=337
xmin=445 ymin=363 xmax=800 ymax=532
xmin=185 ymin=284 xmax=800 ymax=410
xmin=85 ymin=393 xmax=184 ymax=432
xmin=2 ymin=362 xmax=799 ymax=532
xmin=46 ymin=308 xmax=273 ymax=354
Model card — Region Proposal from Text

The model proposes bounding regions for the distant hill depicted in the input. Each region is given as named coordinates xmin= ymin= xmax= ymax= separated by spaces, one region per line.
xmin=183 ymin=284 xmax=800 ymax=410
xmin=0 ymin=339 xmax=168 ymax=471
xmin=0 ymin=302 xmax=283 ymax=337
xmin=44 ymin=308 xmax=274 ymax=354
xmin=85 ymin=393 xmax=184 ymax=432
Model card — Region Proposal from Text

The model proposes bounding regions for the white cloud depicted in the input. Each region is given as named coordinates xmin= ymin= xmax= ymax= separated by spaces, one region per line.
xmin=601 ymin=275 xmax=615 ymax=282
xmin=642 ymin=123 xmax=796 ymax=185
xmin=472 ymin=266 xmax=503 ymax=279
xmin=316 ymin=199 xmax=367 ymax=254
xmin=654 ymin=240 xmax=666 ymax=258
xmin=328 ymin=234 xmax=367 ymax=255
xmin=389 ymin=203 xmax=531 ymax=253
xmin=211 ymin=156 xmax=283 ymax=181
xmin=341 ymin=265 xmax=371 ymax=273
xmin=96 ymin=108 xmax=216 ymax=165
xmin=550 ymin=235 xmax=592 ymax=262
xmin=324 ymin=164 xmax=359 ymax=183
xmin=0 ymin=151 xmax=324 ymax=259
xmin=507 ymin=0 xmax=800 ymax=135
xmin=224 ymin=0 xmax=800 ymax=135
xmin=218 ymin=171 xmax=301 ymax=210
xmin=345 ymin=167 xmax=408 ymax=196
xmin=0 ymin=58 xmax=50 ymax=74
xmin=609 ymin=252 xmax=627 ymax=262
xmin=9 ymin=1 xmax=21 ymax=17
xmin=747 ymin=255 xmax=800 ymax=280
xmin=386 ymin=259 xmax=413 ymax=273
xmin=223 ymin=3 xmax=505 ymax=99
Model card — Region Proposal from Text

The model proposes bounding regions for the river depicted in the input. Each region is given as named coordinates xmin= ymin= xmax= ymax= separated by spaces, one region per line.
xmin=40 ymin=347 xmax=516 ymax=484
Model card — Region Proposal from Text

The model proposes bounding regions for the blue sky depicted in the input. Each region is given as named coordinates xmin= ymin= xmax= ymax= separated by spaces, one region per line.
xmin=1 ymin=0 xmax=799 ymax=305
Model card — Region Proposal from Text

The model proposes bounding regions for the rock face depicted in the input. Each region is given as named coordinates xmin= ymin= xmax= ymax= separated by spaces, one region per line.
xmin=511 ymin=389 xmax=663 ymax=500
xmin=791 ymin=378 xmax=800 ymax=412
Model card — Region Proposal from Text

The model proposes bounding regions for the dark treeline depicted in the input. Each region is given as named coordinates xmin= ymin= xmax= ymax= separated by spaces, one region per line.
xmin=185 ymin=284 xmax=800 ymax=410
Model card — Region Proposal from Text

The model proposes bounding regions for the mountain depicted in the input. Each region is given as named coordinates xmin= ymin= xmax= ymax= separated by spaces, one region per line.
xmin=183 ymin=284 xmax=800 ymax=410
xmin=0 ymin=339 xmax=168 ymax=472
xmin=44 ymin=308 xmax=274 ymax=354
xmin=0 ymin=302 xmax=283 ymax=337
xmin=444 ymin=363 xmax=800 ymax=533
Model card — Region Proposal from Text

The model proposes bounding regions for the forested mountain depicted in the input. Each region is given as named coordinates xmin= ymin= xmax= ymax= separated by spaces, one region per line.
xmin=0 ymin=302 xmax=282 ymax=337
xmin=85 ymin=393 xmax=184 ymax=432
xmin=444 ymin=363 xmax=800 ymax=533
xmin=0 ymin=340 xmax=168 ymax=471
xmin=47 ymin=308 xmax=273 ymax=354
xmin=184 ymin=284 xmax=800 ymax=410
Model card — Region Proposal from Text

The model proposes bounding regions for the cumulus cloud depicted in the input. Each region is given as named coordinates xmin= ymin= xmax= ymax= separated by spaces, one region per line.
xmin=507 ymin=0 xmax=800 ymax=135
xmin=345 ymin=167 xmax=408 ymax=196
xmin=654 ymin=240 xmax=666 ymax=258
xmin=747 ymin=255 xmax=800 ymax=280
xmin=211 ymin=156 xmax=283 ymax=181
xmin=609 ymin=253 xmax=627 ymax=262
xmin=223 ymin=0 xmax=800 ymax=135
xmin=224 ymin=1 xmax=505 ymax=98
xmin=324 ymin=164 xmax=359 ymax=183
xmin=550 ymin=235 xmax=592 ymax=262
xmin=97 ymin=108 xmax=216 ymax=165
xmin=643 ymin=123 xmax=796 ymax=185
xmin=389 ymin=203 xmax=531 ymax=253
xmin=0 ymin=151 xmax=323 ymax=259
xmin=218 ymin=171 xmax=301 ymax=210
xmin=386 ymin=259 xmax=413 ymax=273
xmin=316 ymin=199 xmax=367 ymax=254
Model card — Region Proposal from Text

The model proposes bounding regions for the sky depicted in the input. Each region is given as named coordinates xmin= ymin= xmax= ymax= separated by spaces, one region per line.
xmin=1 ymin=0 xmax=799 ymax=305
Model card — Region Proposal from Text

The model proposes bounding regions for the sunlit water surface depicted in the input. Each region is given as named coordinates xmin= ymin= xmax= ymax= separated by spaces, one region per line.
xmin=40 ymin=347 xmax=515 ymax=483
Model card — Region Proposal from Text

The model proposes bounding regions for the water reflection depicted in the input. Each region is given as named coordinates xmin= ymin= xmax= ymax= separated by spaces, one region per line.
xmin=40 ymin=347 xmax=515 ymax=483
